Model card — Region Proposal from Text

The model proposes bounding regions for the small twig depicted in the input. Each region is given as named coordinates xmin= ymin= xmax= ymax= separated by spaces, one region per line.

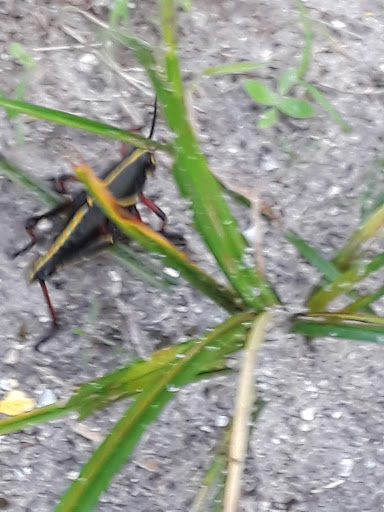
xmin=61 ymin=23 xmax=87 ymax=44
xmin=32 ymin=43 xmax=103 ymax=53
xmin=63 ymin=5 xmax=110 ymax=29
xmin=223 ymin=312 xmax=270 ymax=512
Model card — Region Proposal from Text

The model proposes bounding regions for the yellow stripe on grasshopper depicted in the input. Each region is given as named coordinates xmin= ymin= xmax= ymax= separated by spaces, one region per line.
xmin=116 ymin=194 xmax=138 ymax=207
xmin=104 ymin=149 xmax=146 ymax=186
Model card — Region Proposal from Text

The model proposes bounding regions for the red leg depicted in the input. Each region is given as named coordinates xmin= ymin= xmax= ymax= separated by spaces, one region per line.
xmin=48 ymin=174 xmax=79 ymax=194
xmin=127 ymin=204 xmax=142 ymax=222
xmin=138 ymin=193 xmax=167 ymax=230
xmin=34 ymin=280 xmax=59 ymax=351
xmin=39 ymin=280 xmax=59 ymax=326
xmin=12 ymin=228 xmax=38 ymax=258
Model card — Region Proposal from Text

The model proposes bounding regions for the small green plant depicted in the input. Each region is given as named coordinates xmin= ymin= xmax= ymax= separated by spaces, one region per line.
xmin=243 ymin=2 xmax=350 ymax=131
xmin=109 ymin=0 xmax=130 ymax=28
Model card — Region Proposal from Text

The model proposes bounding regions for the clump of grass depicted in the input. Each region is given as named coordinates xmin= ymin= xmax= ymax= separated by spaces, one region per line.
xmin=0 ymin=1 xmax=383 ymax=511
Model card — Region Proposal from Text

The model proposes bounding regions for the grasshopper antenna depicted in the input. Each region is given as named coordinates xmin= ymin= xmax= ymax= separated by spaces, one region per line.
xmin=148 ymin=96 xmax=157 ymax=140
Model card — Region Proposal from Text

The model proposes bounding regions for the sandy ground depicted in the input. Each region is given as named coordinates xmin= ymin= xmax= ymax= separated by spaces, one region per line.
xmin=1 ymin=1 xmax=384 ymax=511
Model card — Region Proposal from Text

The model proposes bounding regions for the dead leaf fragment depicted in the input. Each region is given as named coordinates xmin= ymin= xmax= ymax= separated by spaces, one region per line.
xmin=0 ymin=390 xmax=35 ymax=416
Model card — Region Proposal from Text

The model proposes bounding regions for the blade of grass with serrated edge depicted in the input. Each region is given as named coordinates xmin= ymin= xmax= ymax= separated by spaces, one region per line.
xmin=307 ymin=253 xmax=384 ymax=312
xmin=55 ymin=313 xmax=255 ymax=512
xmin=113 ymin=8 xmax=278 ymax=310
xmin=332 ymin=203 xmax=384 ymax=271
xmin=74 ymin=160 xmax=245 ymax=312
xmin=292 ymin=316 xmax=384 ymax=343
xmin=0 ymin=96 xmax=170 ymax=152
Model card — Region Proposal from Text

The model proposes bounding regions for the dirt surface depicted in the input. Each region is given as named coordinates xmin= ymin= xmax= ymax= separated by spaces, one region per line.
xmin=1 ymin=1 xmax=384 ymax=511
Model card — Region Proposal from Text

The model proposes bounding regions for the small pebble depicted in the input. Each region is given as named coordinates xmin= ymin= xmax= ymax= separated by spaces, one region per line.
xmin=37 ymin=389 xmax=57 ymax=408
xmin=3 ymin=349 xmax=19 ymax=365
xmin=300 ymin=407 xmax=316 ymax=421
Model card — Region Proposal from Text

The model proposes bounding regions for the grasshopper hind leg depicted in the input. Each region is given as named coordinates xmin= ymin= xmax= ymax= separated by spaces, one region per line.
xmin=34 ymin=279 xmax=60 ymax=351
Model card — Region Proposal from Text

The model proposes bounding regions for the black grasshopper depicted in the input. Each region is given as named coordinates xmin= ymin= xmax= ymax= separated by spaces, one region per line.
xmin=13 ymin=101 xmax=169 ymax=349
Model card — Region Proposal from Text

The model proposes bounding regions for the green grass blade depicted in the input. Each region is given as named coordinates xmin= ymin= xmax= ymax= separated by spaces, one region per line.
xmin=55 ymin=313 xmax=255 ymax=512
xmin=202 ymin=61 xmax=270 ymax=76
xmin=292 ymin=316 xmax=384 ymax=343
xmin=365 ymin=190 xmax=384 ymax=218
xmin=111 ymin=28 xmax=278 ymax=310
xmin=308 ymin=253 xmax=384 ymax=312
xmin=287 ymin=229 xmax=375 ymax=314
xmin=162 ymin=4 xmax=278 ymax=308
xmin=342 ymin=287 xmax=384 ymax=313
xmin=73 ymin=313 xmax=252 ymax=419
xmin=299 ymin=81 xmax=350 ymax=132
xmin=161 ymin=0 xmax=183 ymax=96
xmin=1 ymin=314 xmax=252 ymax=434
xmin=0 ymin=156 xmax=61 ymax=207
xmin=296 ymin=0 xmax=312 ymax=80
xmin=75 ymin=161 xmax=245 ymax=312
xmin=332 ymin=203 xmax=384 ymax=271
xmin=0 ymin=402 xmax=71 ymax=435
xmin=309 ymin=312 xmax=384 ymax=325
xmin=286 ymin=229 xmax=340 ymax=281
xmin=0 ymin=96 xmax=170 ymax=152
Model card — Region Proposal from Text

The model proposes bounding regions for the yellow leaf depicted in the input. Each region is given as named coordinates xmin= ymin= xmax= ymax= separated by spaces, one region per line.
xmin=0 ymin=390 xmax=35 ymax=416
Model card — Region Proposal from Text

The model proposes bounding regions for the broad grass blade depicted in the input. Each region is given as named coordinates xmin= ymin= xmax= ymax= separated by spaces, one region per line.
xmin=292 ymin=315 xmax=384 ymax=343
xmin=0 ymin=96 xmax=169 ymax=151
xmin=55 ymin=313 xmax=255 ymax=512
